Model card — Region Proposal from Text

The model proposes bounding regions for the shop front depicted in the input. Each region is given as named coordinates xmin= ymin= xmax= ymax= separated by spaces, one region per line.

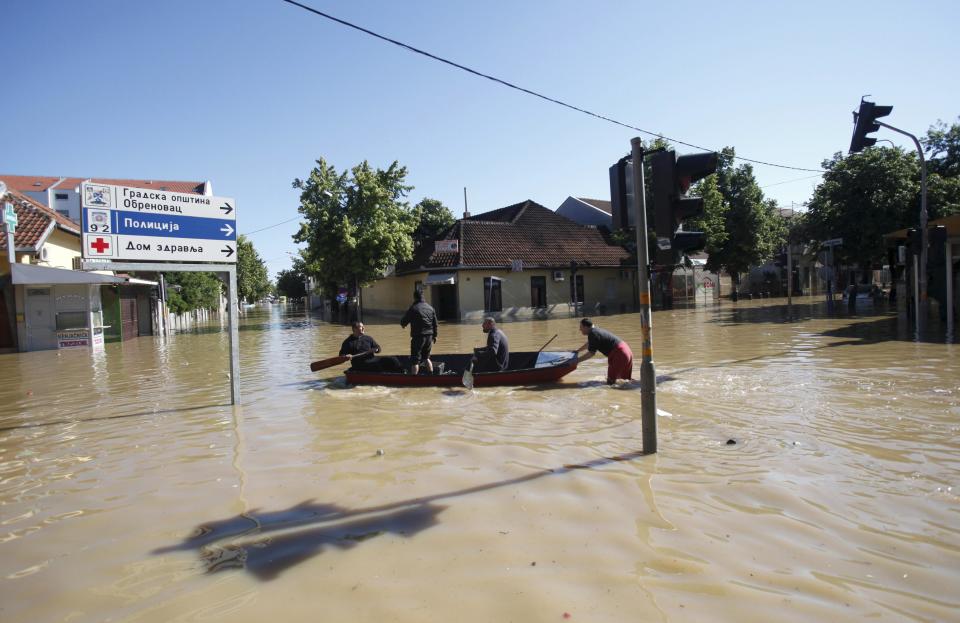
xmin=10 ymin=264 xmax=131 ymax=352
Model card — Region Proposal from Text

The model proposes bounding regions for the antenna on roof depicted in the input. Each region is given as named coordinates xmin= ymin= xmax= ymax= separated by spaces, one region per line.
xmin=463 ymin=187 xmax=470 ymax=219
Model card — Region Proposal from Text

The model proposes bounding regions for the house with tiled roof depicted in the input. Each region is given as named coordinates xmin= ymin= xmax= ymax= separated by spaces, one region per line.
xmin=0 ymin=174 xmax=210 ymax=223
xmin=361 ymin=200 xmax=638 ymax=321
xmin=556 ymin=196 xmax=613 ymax=228
xmin=1 ymin=183 xmax=160 ymax=352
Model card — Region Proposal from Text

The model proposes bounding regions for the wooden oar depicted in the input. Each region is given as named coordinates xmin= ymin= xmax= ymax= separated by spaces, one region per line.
xmin=461 ymin=360 xmax=474 ymax=390
xmin=309 ymin=350 xmax=374 ymax=372
xmin=537 ymin=334 xmax=559 ymax=353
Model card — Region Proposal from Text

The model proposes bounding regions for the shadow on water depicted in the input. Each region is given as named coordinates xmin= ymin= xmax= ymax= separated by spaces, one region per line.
xmin=153 ymin=449 xmax=648 ymax=580
xmin=710 ymin=300 xmax=955 ymax=344
xmin=710 ymin=300 xmax=898 ymax=326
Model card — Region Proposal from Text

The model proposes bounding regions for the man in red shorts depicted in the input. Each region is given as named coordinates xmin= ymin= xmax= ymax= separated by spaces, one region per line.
xmin=575 ymin=318 xmax=633 ymax=384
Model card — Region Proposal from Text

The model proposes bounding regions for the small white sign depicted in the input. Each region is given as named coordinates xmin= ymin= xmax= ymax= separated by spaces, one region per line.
xmin=511 ymin=259 xmax=523 ymax=272
xmin=657 ymin=237 xmax=672 ymax=250
xmin=434 ymin=239 xmax=459 ymax=253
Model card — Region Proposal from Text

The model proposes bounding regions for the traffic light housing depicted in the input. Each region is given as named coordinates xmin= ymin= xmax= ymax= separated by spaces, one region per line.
xmin=651 ymin=149 xmax=718 ymax=266
xmin=849 ymin=98 xmax=893 ymax=153
xmin=608 ymin=155 xmax=634 ymax=230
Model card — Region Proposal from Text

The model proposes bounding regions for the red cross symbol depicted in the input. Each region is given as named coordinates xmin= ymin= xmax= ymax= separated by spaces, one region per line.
xmin=90 ymin=237 xmax=110 ymax=253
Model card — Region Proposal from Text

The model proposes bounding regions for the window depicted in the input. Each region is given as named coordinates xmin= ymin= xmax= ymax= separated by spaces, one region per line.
xmin=55 ymin=193 xmax=68 ymax=200
xmin=483 ymin=277 xmax=502 ymax=312
xmin=530 ymin=276 xmax=546 ymax=307
xmin=570 ymin=275 xmax=584 ymax=304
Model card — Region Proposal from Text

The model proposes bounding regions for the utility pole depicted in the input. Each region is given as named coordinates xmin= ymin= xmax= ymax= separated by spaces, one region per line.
xmin=876 ymin=121 xmax=928 ymax=333
xmin=630 ymin=137 xmax=657 ymax=454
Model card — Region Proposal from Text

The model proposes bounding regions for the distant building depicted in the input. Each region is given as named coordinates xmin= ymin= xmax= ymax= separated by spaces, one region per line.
xmin=556 ymin=197 xmax=612 ymax=228
xmin=0 ymin=174 xmax=211 ymax=222
xmin=362 ymin=200 xmax=637 ymax=321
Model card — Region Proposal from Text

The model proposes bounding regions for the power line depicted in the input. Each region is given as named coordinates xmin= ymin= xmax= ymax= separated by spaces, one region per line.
xmin=760 ymin=173 xmax=823 ymax=188
xmin=242 ymin=215 xmax=301 ymax=236
xmin=278 ymin=0 xmax=825 ymax=173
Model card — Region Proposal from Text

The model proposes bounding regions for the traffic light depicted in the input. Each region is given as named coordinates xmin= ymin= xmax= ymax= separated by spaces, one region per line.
xmin=651 ymin=149 xmax=719 ymax=266
xmin=608 ymin=155 xmax=634 ymax=230
xmin=849 ymin=98 xmax=893 ymax=153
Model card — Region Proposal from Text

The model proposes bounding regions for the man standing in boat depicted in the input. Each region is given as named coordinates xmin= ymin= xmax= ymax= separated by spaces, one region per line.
xmin=400 ymin=288 xmax=438 ymax=375
xmin=339 ymin=322 xmax=402 ymax=372
xmin=575 ymin=318 xmax=633 ymax=384
xmin=473 ymin=317 xmax=510 ymax=372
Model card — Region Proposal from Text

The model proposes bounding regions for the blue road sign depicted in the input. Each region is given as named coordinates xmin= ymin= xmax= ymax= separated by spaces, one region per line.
xmin=84 ymin=209 xmax=236 ymax=241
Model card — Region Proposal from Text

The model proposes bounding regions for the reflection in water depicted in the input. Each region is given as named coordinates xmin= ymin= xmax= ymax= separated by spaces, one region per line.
xmin=0 ymin=297 xmax=958 ymax=622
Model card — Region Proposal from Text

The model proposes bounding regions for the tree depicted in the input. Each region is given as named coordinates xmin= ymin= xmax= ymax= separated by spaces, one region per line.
xmin=923 ymin=117 xmax=960 ymax=217
xmin=163 ymin=271 xmax=222 ymax=314
xmin=806 ymin=148 xmax=919 ymax=268
xmin=236 ymin=234 xmax=271 ymax=303
xmin=292 ymin=158 xmax=417 ymax=297
xmin=689 ymin=172 xmax=728 ymax=260
xmin=692 ymin=147 xmax=785 ymax=281
xmin=923 ymin=117 xmax=960 ymax=178
xmin=412 ymin=198 xmax=455 ymax=249
xmin=276 ymin=256 xmax=308 ymax=298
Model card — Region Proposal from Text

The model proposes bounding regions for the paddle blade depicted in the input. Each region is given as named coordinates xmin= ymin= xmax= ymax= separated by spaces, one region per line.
xmin=310 ymin=355 xmax=349 ymax=372
xmin=461 ymin=363 xmax=474 ymax=390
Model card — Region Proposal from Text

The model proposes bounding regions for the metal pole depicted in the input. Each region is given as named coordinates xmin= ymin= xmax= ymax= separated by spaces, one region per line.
xmin=877 ymin=121 xmax=928 ymax=331
xmin=913 ymin=254 xmax=920 ymax=333
xmin=946 ymin=240 xmax=953 ymax=339
xmin=630 ymin=137 xmax=657 ymax=454
xmin=787 ymin=243 xmax=793 ymax=305
xmin=227 ymin=266 xmax=241 ymax=404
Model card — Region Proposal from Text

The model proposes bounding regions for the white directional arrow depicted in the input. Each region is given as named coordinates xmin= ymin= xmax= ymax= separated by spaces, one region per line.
xmin=220 ymin=223 xmax=235 ymax=237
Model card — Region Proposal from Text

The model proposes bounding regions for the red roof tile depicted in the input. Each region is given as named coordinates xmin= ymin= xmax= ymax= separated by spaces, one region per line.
xmin=0 ymin=188 xmax=81 ymax=250
xmin=400 ymin=200 xmax=630 ymax=273
xmin=0 ymin=175 xmax=63 ymax=193
xmin=1 ymin=174 xmax=206 ymax=195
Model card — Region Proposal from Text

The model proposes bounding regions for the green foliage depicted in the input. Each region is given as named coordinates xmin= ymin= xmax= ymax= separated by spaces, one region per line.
xmin=412 ymin=198 xmax=455 ymax=249
xmin=276 ymin=256 xmax=307 ymax=298
xmin=923 ymin=117 xmax=960 ymax=178
xmin=694 ymin=147 xmax=785 ymax=276
xmin=689 ymin=173 xmax=728 ymax=257
xmin=236 ymin=235 xmax=272 ymax=303
xmin=807 ymin=148 xmax=920 ymax=266
xmin=163 ymin=272 xmax=222 ymax=314
xmin=293 ymin=157 xmax=416 ymax=293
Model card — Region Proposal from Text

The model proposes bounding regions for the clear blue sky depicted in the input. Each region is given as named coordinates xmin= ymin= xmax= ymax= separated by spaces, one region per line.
xmin=3 ymin=0 xmax=958 ymax=279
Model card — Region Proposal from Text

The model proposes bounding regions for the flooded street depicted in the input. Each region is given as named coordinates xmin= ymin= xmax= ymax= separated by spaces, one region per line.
xmin=1 ymin=298 xmax=958 ymax=622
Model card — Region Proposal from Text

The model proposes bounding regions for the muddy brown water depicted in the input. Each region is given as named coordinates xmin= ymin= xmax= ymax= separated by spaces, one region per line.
xmin=1 ymin=297 xmax=957 ymax=622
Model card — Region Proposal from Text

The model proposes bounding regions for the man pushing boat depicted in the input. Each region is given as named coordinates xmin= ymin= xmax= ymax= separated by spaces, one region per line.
xmin=575 ymin=318 xmax=633 ymax=384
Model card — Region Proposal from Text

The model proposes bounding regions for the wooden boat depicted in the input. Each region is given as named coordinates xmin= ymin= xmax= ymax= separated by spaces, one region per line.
xmin=343 ymin=351 xmax=578 ymax=387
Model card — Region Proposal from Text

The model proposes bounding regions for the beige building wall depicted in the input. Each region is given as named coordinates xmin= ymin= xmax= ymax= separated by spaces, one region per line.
xmin=362 ymin=273 xmax=428 ymax=317
xmin=39 ymin=229 xmax=81 ymax=270
xmin=458 ymin=267 xmax=637 ymax=321
xmin=363 ymin=267 xmax=639 ymax=321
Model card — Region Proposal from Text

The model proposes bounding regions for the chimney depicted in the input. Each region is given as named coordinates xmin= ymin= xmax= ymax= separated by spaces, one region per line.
xmin=463 ymin=187 xmax=470 ymax=219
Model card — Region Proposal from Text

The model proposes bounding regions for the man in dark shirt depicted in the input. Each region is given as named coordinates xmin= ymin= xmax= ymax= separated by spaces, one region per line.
xmin=575 ymin=317 xmax=633 ymax=384
xmin=473 ymin=317 xmax=509 ymax=372
xmin=400 ymin=289 xmax=438 ymax=375
xmin=339 ymin=322 xmax=401 ymax=373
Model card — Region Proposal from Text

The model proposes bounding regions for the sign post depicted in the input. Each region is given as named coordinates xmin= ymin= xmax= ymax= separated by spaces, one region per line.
xmin=3 ymin=201 xmax=16 ymax=265
xmin=80 ymin=182 xmax=240 ymax=404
